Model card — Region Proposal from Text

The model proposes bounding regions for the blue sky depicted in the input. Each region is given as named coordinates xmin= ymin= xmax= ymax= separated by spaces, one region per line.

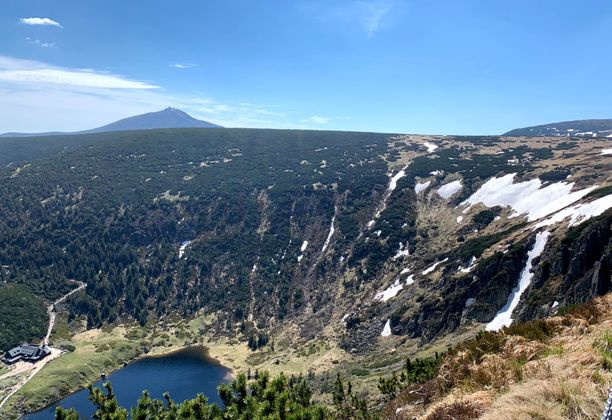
xmin=0 ymin=0 xmax=611 ymax=134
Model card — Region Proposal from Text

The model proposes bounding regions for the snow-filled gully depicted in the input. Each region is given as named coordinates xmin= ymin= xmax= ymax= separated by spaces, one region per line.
xmin=486 ymin=231 xmax=550 ymax=331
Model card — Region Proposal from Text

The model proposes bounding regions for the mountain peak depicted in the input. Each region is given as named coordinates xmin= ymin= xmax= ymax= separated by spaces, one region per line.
xmin=0 ymin=108 xmax=222 ymax=137
xmin=87 ymin=108 xmax=222 ymax=133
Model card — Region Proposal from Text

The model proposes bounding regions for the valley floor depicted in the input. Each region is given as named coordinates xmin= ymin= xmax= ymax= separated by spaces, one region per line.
xmin=2 ymin=295 xmax=610 ymax=419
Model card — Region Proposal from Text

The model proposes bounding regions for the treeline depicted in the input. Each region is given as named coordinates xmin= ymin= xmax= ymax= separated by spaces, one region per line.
xmin=55 ymin=370 xmax=375 ymax=419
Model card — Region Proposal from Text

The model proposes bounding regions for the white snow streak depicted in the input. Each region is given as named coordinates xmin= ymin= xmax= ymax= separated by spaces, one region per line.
xmin=486 ymin=231 xmax=550 ymax=331
xmin=422 ymin=258 xmax=448 ymax=275
xmin=461 ymin=174 xmax=596 ymax=221
xmin=389 ymin=168 xmax=407 ymax=192
xmin=178 ymin=240 xmax=192 ymax=258
xmin=600 ymin=148 xmax=612 ymax=155
xmin=437 ymin=180 xmax=463 ymax=199
xmin=301 ymin=241 xmax=309 ymax=252
xmin=381 ymin=319 xmax=392 ymax=337
xmin=321 ymin=215 xmax=336 ymax=252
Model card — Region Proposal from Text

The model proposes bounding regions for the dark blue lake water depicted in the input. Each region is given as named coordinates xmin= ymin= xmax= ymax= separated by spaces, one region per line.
xmin=25 ymin=346 xmax=230 ymax=419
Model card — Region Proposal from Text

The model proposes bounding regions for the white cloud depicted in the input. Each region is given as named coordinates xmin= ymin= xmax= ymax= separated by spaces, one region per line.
xmin=20 ymin=17 xmax=63 ymax=28
xmin=26 ymin=38 xmax=56 ymax=48
xmin=0 ymin=56 xmax=157 ymax=89
xmin=301 ymin=115 xmax=330 ymax=124
xmin=0 ymin=55 xmax=293 ymax=132
xmin=170 ymin=63 xmax=197 ymax=69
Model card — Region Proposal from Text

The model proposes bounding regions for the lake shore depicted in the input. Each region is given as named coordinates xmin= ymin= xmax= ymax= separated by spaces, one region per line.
xmin=1 ymin=313 xmax=246 ymax=419
xmin=24 ymin=344 xmax=232 ymax=419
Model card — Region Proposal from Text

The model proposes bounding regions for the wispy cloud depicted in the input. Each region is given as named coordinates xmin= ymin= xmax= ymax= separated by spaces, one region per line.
xmin=0 ymin=56 xmax=157 ymax=89
xmin=301 ymin=115 xmax=330 ymax=124
xmin=20 ymin=17 xmax=63 ymax=28
xmin=26 ymin=38 xmax=56 ymax=48
xmin=170 ymin=63 xmax=197 ymax=69
xmin=0 ymin=55 xmax=293 ymax=132
xmin=359 ymin=0 xmax=397 ymax=36
xmin=312 ymin=0 xmax=402 ymax=37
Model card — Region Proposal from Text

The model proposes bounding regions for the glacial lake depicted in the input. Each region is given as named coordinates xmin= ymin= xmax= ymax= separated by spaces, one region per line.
xmin=25 ymin=346 xmax=230 ymax=419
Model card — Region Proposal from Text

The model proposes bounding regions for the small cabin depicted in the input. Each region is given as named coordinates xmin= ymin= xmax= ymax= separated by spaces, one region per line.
xmin=1 ymin=344 xmax=51 ymax=365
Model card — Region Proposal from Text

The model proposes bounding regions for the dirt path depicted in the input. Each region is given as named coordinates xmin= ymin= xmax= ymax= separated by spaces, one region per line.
xmin=44 ymin=280 xmax=86 ymax=345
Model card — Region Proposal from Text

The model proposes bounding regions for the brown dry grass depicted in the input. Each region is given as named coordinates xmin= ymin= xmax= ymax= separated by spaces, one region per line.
xmin=388 ymin=294 xmax=612 ymax=419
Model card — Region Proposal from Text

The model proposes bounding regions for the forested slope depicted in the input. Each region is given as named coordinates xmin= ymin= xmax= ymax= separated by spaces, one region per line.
xmin=0 ymin=128 xmax=610 ymax=359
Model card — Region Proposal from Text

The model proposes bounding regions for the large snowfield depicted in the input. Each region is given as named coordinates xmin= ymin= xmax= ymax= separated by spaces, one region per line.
xmin=462 ymin=174 xmax=596 ymax=221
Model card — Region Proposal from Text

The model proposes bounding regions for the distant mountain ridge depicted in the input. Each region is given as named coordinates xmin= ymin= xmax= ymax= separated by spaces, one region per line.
xmin=504 ymin=118 xmax=612 ymax=137
xmin=0 ymin=107 xmax=221 ymax=138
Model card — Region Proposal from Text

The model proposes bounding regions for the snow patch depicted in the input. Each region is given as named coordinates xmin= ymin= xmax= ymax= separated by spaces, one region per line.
xmin=423 ymin=142 xmax=438 ymax=153
xmin=381 ymin=319 xmax=392 ymax=337
xmin=459 ymin=256 xmax=477 ymax=273
xmin=405 ymin=274 xmax=415 ymax=285
xmin=301 ymin=241 xmax=309 ymax=252
xmin=375 ymin=278 xmax=404 ymax=302
xmin=600 ymin=148 xmax=612 ymax=155
xmin=534 ymin=194 xmax=612 ymax=228
xmin=392 ymin=242 xmax=410 ymax=260
xmin=178 ymin=240 xmax=192 ymax=258
xmin=486 ymin=231 xmax=550 ymax=331
xmin=461 ymin=174 xmax=597 ymax=221
xmin=437 ymin=180 xmax=463 ymax=199
xmin=389 ymin=168 xmax=407 ymax=192
xmin=422 ymin=258 xmax=448 ymax=275
xmin=465 ymin=298 xmax=476 ymax=308
xmin=456 ymin=215 xmax=464 ymax=224
xmin=415 ymin=180 xmax=431 ymax=194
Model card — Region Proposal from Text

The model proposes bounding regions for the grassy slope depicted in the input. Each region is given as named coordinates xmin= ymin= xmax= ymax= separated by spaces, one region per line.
xmin=385 ymin=294 xmax=612 ymax=419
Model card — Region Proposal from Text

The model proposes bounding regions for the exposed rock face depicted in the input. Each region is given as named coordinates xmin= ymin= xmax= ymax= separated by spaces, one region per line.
xmin=514 ymin=210 xmax=611 ymax=322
